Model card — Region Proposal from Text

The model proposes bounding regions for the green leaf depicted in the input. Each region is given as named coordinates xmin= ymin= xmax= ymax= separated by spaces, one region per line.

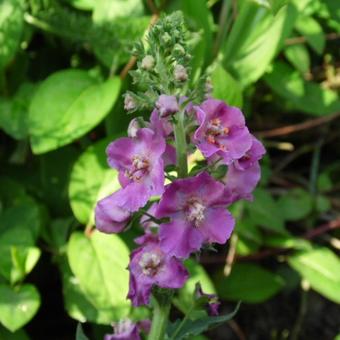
xmin=181 ymin=0 xmax=213 ymax=67
xmin=288 ymin=247 xmax=340 ymax=303
xmin=264 ymin=61 xmax=340 ymax=115
xmin=0 ymin=200 xmax=41 ymax=283
xmin=0 ymin=83 xmax=37 ymax=140
xmin=28 ymin=69 xmax=121 ymax=154
xmin=168 ymin=302 xmax=240 ymax=340
xmin=67 ymin=231 xmax=130 ymax=315
xmin=0 ymin=284 xmax=40 ymax=332
xmin=215 ymin=263 xmax=284 ymax=303
xmin=211 ymin=63 xmax=243 ymax=108
xmin=268 ymin=0 xmax=288 ymax=15
xmin=277 ymin=188 xmax=313 ymax=221
xmin=246 ymin=189 xmax=286 ymax=233
xmin=69 ymin=138 xmax=120 ymax=225
xmin=284 ymin=44 xmax=310 ymax=74
xmin=174 ymin=259 xmax=216 ymax=314
xmin=295 ymin=16 xmax=325 ymax=54
xmin=0 ymin=0 xmax=24 ymax=70
xmin=76 ymin=323 xmax=89 ymax=340
xmin=223 ymin=2 xmax=298 ymax=86
xmin=93 ymin=0 xmax=144 ymax=22
xmin=66 ymin=0 xmax=95 ymax=11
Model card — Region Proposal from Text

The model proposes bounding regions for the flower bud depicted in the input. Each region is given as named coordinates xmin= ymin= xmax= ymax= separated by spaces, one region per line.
xmin=124 ymin=94 xmax=136 ymax=111
xmin=141 ymin=55 xmax=155 ymax=70
xmin=174 ymin=64 xmax=188 ymax=82
xmin=127 ymin=118 xmax=141 ymax=138
xmin=174 ymin=43 xmax=185 ymax=55
xmin=156 ymin=95 xmax=179 ymax=117
xmin=162 ymin=32 xmax=171 ymax=44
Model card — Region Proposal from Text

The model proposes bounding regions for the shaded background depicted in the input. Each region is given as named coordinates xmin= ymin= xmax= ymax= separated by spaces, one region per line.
xmin=0 ymin=0 xmax=339 ymax=339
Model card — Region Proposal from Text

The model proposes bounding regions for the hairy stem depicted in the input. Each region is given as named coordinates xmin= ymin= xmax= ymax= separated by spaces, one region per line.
xmin=174 ymin=110 xmax=188 ymax=178
xmin=148 ymin=290 xmax=173 ymax=340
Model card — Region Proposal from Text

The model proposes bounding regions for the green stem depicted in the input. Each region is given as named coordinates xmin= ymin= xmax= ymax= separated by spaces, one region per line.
xmin=174 ymin=110 xmax=188 ymax=178
xmin=148 ymin=290 xmax=173 ymax=340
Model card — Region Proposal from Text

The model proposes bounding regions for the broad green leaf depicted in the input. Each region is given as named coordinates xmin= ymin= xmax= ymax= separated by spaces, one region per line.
xmin=0 ymin=83 xmax=37 ymax=140
xmin=268 ymin=0 xmax=288 ymax=14
xmin=181 ymin=0 xmax=213 ymax=68
xmin=295 ymin=16 xmax=325 ymax=54
xmin=316 ymin=195 xmax=331 ymax=213
xmin=76 ymin=323 xmax=89 ymax=340
xmin=28 ymin=69 xmax=121 ymax=154
xmin=246 ymin=189 xmax=286 ymax=233
xmin=93 ymin=0 xmax=144 ymax=22
xmin=264 ymin=61 xmax=340 ymax=115
xmin=0 ymin=201 xmax=41 ymax=283
xmin=263 ymin=235 xmax=311 ymax=250
xmin=0 ymin=284 xmax=40 ymax=332
xmin=69 ymin=138 xmax=120 ymax=225
xmin=223 ymin=1 xmax=298 ymax=86
xmin=67 ymin=0 xmax=95 ymax=10
xmin=277 ymin=188 xmax=313 ymax=221
xmin=168 ymin=303 xmax=240 ymax=340
xmin=59 ymin=257 xmax=139 ymax=324
xmin=211 ymin=64 xmax=243 ymax=108
xmin=0 ymin=0 xmax=24 ymax=70
xmin=174 ymin=259 xmax=216 ymax=314
xmin=67 ymin=231 xmax=130 ymax=315
xmin=288 ymin=247 xmax=340 ymax=303
xmin=215 ymin=263 xmax=284 ymax=303
xmin=284 ymin=44 xmax=310 ymax=74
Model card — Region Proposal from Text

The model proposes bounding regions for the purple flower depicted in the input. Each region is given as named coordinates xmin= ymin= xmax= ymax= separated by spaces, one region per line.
xmin=223 ymin=136 xmax=266 ymax=201
xmin=155 ymin=172 xmax=235 ymax=258
xmin=194 ymin=99 xmax=252 ymax=164
xmin=128 ymin=237 xmax=188 ymax=306
xmin=150 ymin=109 xmax=173 ymax=137
xmin=95 ymin=192 xmax=131 ymax=233
xmin=104 ymin=319 xmax=150 ymax=340
xmin=106 ymin=128 xmax=166 ymax=212
xmin=195 ymin=283 xmax=220 ymax=316
xmin=156 ymin=95 xmax=179 ymax=117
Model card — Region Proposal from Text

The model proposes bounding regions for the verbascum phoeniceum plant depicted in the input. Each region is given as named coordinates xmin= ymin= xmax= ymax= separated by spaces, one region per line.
xmin=94 ymin=12 xmax=265 ymax=340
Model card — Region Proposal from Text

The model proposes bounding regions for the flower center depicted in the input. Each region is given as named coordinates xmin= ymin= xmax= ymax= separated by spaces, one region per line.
xmin=206 ymin=118 xmax=229 ymax=150
xmin=186 ymin=199 xmax=206 ymax=227
xmin=126 ymin=155 xmax=150 ymax=181
xmin=139 ymin=252 xmax=162 ymax=277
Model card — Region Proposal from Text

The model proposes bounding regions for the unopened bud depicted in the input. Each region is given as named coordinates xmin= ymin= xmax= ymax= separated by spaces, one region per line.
xmin=124 ymin=94 xmax=136 ymax=111
xmin=162 ymin=32 xmax=171 ymax=44
xmin=156 ymin=95 xmax=179 ymax=117
xmin=141 ymin=55 xmax=155 ymax=70
xmin=127 ymin=118 xmax=141 ymax=137
xmin=174 ymin=44 xmax=185 ymax=55
xmin=174 ymin=64 xmax=188 ymax=82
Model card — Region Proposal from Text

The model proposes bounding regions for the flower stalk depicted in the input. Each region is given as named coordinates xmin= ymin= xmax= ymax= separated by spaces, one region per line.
xmin=148 ymin=290 xmax=174 ymax=340
xmin=174 ymin=109 xmax=188 ymax=178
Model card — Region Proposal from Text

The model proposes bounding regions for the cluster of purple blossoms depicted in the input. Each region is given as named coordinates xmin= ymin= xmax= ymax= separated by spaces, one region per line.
xmin=95 ymin=97 xmax=265 ymax=311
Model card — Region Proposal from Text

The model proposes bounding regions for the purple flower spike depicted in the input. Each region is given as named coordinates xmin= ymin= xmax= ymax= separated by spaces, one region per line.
xmin=95 ymin=192 xmax=131 ymax=233
xmin=104 ymin=320 xmax=140 ymax=340
xmin=194 ymin=99 xmax=252 ymax=164
xmin=224 ymin=136 xmax=266 ymax=201
xmin=156 ymin=172 xmax=235 ymax=258
xmin=128 ymin=237 xmax=188 ymax=306
xmin=156 ymin=95 xmax=179 ymax=117
xmin=106 ymin=128 xmax=166 ymax=212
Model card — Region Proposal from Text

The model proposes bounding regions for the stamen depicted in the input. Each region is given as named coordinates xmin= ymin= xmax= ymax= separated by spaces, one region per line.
xmin=186 ymin=199 xmax=206 ymax=227
xmin=139 ymin=252 xmax=162 ymax=276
